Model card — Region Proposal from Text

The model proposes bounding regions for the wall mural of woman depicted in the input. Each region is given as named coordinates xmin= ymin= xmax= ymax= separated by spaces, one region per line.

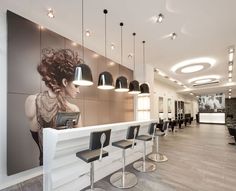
xmin=25 ymin=49 xmax=82 ymax=165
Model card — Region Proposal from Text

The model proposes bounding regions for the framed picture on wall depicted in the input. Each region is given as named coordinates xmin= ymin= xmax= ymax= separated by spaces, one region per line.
xmin=168 ymin=98 xmax=171 ymax=113
xmin=159 ymin=97 xmax=163 ymax=113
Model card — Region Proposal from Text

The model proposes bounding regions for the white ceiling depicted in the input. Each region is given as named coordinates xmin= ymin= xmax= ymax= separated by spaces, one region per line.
xmin=1 ymin=0 xmax=236 ymax=97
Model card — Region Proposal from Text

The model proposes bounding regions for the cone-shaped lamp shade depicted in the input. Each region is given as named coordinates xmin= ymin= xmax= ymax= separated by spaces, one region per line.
xmin=98 ymin=71 xmax=114 ymax=90
xmin=140 ymin=83 xmax=150 ymax=95
xmin=73 ymin=63 xmax=93 ymax=86
xmin=115 ymin=76 xmax=129 ymax=92
xmin=128 ymin=80 xmax=140 ymax=94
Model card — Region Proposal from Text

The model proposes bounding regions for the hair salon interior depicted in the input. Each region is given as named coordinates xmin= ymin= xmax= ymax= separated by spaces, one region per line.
xmin=1 ymin=0 xmax=236 ymax=191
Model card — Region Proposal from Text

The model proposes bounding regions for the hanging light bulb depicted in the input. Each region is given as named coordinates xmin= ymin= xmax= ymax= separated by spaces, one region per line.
xmin=73 ymin=0 xmax=93 ymax=86
xmin=140 ymin=41 xmax=150 ymax=96
xmin=115 ymin=22 xmax=129 ymax=92
xmin=97 ymin=9 xmax=114 ymax=90
xmin=129 ymin=33 xmax=141 ymax=94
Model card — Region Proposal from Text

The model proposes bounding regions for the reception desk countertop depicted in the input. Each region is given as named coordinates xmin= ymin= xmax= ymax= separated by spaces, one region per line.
xmin=44 ymin=120 xmax=156 ymax=191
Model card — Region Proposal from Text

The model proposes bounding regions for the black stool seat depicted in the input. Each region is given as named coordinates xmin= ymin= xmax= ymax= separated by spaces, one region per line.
xmin=136 ymin=135 xmax=152 ymax=141
xmin=112 ymin=140 xmax=136 ymax=149
xmin=76 ymin=149 xmax=108 ymax=163
xmin=155 ymin=131 xmax=165 ymax=136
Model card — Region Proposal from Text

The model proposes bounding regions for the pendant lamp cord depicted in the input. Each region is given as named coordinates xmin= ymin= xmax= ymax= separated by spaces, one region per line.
xmin=133 ymin=33 xmax=136 ymax=79
xmin=82 ymin=0 xmax=84 ymax=60
xmin=104 ymin=9 xmax=108 ymax=64
xmin=143 ymin=41 xmax=146 ymax=82
xmin=120 ymin=22 xmax=124 ymax=75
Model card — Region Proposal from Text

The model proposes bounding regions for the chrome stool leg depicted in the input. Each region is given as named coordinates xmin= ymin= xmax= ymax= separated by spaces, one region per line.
xmin=148 ymin=136 xmax=168 ymax=162
xmin=133 ymin=141 xmax=156 ymax=172
xmin=110 ymin=149 xmax=138 ymax=188
xmin=85 ymin=162 xmax=105 ymax=191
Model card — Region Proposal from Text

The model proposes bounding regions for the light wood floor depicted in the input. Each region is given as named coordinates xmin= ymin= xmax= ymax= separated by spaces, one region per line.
xmin=90 ymin=123 xmax=236 ymax=191
xmin=2 ymin=122 xmax=236 ymax=191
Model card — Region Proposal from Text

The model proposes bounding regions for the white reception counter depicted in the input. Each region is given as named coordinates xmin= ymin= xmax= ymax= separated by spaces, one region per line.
xmin=199 ymin=113 xmax=225 ymax=124
xmin=43 ymin=120 xmax=156 ymax=191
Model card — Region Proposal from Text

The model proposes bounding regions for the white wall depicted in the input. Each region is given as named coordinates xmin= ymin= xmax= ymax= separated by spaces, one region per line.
xmin=0 ymin=10 xmax=42 ymax=190
xmin=153 ymin=78 xmax=198 ymax=120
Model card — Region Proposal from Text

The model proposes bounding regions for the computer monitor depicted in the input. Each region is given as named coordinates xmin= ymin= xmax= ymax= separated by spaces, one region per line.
xmin=55 ymin=112 xmax=80 ymax=129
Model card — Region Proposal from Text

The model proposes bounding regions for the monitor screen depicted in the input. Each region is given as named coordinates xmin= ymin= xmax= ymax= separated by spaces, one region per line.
xmin=55 ymin=112 xmax=80 ymax=128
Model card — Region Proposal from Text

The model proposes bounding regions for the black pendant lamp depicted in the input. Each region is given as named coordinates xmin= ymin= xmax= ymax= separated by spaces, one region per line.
xmin=115 ymin=23 xmax=129 ymax=92
xmin=140 ymin=41 xmax=150 ymax=95
xmin=98 ymin=9 xmax=114 ymax=90
xmin=73 ymin=0 xmax=93 ymax=86
xmin=129 ymin=33 xmax=141 ymax=94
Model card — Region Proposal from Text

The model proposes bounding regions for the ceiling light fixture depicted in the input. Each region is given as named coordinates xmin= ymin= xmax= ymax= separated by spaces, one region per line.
xmin=229 ymin=72 xmax=232 ymax=78
xmin=229 ymin=78 xmax=232 ymax=82
xmin=129 ymin=33 xmax=141 ymax=95
xmin=140 ymin=41 xmax=150 ymax=96
xmin=180 ymin=65 xmax=204 ymax=73
xmin=111 ymin=43 xmax=115 ymax=50
xmin=188 ymin=75 xmax=220 ymax=84
xmin=85 ymin=29 xmax=91 ymax=37
xmin=170 ymin=33 xmax=177 ymax=40
xmin=229 ymin=88 xmax=232 ymax=92
xmin=47 ymin=8 xmax=55 ymax=18
xmin=171 ymin=57 xmax=216 ymax=73
xmin=73 ymin=0 xmax=93 ymax=86
xmin=115 ymin=22 xmax=129 ymax=92
xmin=98 ymin=9 xmax=114 ymax=90
xmin=156 ymin=13 xmax=164 ymax=23
xmin=229 ymin=96 xmax=231 ymax=99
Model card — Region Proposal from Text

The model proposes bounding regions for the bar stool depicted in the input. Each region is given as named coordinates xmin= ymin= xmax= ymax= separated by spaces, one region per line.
xmin=148 ymin=122 xmax=168 ymax=162
xmin=110 ymin=125 xmax=139 ymax=188
xmin=76 ymin=129 xmax=111 ymax=191
xmin=133 ymin=125 xmax=156 ymax=172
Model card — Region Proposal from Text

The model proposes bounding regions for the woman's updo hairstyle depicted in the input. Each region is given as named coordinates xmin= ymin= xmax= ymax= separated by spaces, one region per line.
xmin=38 ymin=49 xmax=82 ymax=93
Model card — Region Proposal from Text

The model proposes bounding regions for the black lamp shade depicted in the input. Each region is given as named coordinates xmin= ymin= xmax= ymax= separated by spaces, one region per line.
xmin=128 ymin=80 xmax=140 ymax=94
xmin=140 ymin=83 xmax=150 ymax=95
xmin=98 ymin=71 xmax=114 ymax=90
xmin=115 ymin=76 xmax=129 ymax=92
xmin=73 ymin=63 xmax=93 ymax=86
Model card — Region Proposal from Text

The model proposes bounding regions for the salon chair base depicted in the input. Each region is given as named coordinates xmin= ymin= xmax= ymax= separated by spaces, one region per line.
xmin=85 ymin=188 xmax=105 ymax=191
xmin=133 ymin=160 xmax=156 ymax=172
xmin=110 ymin=171 xmax=138 ymax=189
xmin=148 ymin=153 xmax=168 ymax=162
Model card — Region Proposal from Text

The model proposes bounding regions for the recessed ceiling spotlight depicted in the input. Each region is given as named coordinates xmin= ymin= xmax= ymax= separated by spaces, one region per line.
xmin=180 ymin=65 xmax=204 ymax=73
xmin=156 ymin=13 xmax=164 ymax=23
xmin=229 ymin=52 xmax=234 ymax=62
xmin=229 ymin=92 xmax=232 ymax=95
xmin=158 ymin=71 xmax=166 ymax=77
xmin=72 ymin=42 xmax=77 ymax=46
xmin=229 ymin=63 xmax=233 ymax=71
xmin=47 ymin=8 xmax=55 ymax=18
xmin=177 ymin=82 xmax=182 ymax=85
xmin=229 ymin=72 xmax=232 ymax=78
xmin=85 ymin=29 xmax=91 ymax=37
xmin=111 ymin=43 xmax=115 ymax=50
xmin=229 ymin=95 xmax=231 ymax=99
xmin=229 ymin=88 xmax=232 ymax=92
xmin=169 ymin=78 xmax=175 ymax=81
xmin=229 ymin=78 xmax=232 ymax=82
xmin=170 ymin=33 xmax=177 ymax=40
xmin=190 ymin=92 xmax=194 ymax=95
xmin=128 ymin=53 xmax=133 ymax=59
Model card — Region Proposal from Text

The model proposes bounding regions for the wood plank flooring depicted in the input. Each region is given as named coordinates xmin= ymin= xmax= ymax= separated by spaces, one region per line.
xmin=87 ymin=123 xmax=236 ymax=191
xmin=2 ymin=122 xmax=236 ymax=191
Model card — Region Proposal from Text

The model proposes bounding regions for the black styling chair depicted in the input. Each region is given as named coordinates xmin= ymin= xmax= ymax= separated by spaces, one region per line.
xmin=133 ymin=125 xmax=157 ymax=172
xmin=228 ymin=127 xmax=236 ymax=145
xmin=147 ymin=123 xmax=168 ymax=162
xmin=76 ymin=129 xmax=111 ymax=191
xmin=110 ymin=125 xmax=140 ymax=189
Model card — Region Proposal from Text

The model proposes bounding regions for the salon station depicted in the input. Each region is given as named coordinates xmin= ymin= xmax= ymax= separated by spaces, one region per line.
xmin=1 ymin=1 xmax=236 ymax=191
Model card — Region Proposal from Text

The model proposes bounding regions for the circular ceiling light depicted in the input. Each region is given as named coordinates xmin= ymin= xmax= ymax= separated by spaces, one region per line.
xmin=171 ymin=57 xmax=216 ymax=74
xmin=180 ymin=65 xmax=204 ymax=73
xmin=188 ymin=75 xmax=220 ymax=85
xmin=194 ymin=79 xmax=212 ymax=84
